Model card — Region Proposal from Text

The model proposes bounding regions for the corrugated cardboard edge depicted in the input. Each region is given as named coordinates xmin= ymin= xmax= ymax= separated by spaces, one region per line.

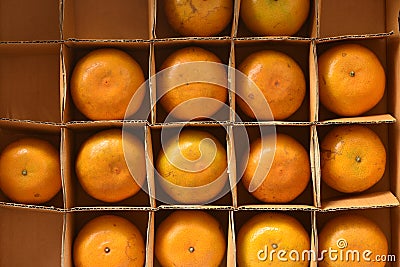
xmin=320 ymin=191 xmax=399 ymax=212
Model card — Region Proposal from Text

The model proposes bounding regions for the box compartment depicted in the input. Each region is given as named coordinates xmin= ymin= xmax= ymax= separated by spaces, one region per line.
xmin=235 ymin=0 xmax=317 ymax=38
xmin=154 ymin=0 xmax=235 ymax=39
xmin=153 ymin=39 xmax=232 ymax=124
xmin=0 ymin=43 xmax=62 ymax=122
xmin=0 ymin=207 xmax=63 ymax=267
xmin=62 ymin=125 xmax=150 ymax=209
xmin=233 ymin=39 xmax=312 ymax=123
xmin=62 ymin=41 xmax=151 ymax=123
xmin=0 ymin=124 xmax=63 ymax=208
xmin=62 ymin=0 xmax=152 ymax=40
xmin=0 ymin=0 xmax=61 ymax=41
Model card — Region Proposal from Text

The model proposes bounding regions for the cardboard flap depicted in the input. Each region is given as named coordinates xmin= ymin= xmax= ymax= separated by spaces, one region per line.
xmin=321 ymin=191 xmax=400 ymax=211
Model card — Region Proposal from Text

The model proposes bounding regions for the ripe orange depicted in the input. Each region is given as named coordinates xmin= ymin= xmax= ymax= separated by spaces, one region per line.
xmin=155 ymin=210 xmax=226 ymax=267
xmin=241 ymin=133 xmax=310 ymax=203
xmin=240 ymin=0 xmax=310 ymax=36
xmin=320 ymin=125 xmax=386 ymax=193
xmin=158 ymin=46 xmax=228 ymax=121
xmin=0 ymin=137 xmax=61 ymax=204
xmin=73 ymin=215 xmax=145 ymax=267
xmin=318 ymin=43 xmax=386 ymax=116
xmin=318 ymin=213 xmax=388 ymax=267
xmin=155 ymin=129 xmax=228 ymax=204
xmin=164 ymin=0 xmax=233 ymax=37
xmin=237 ymin=212 xmax=310 ymax=266
xmin=70 ymin=48 xmax=145 ymax=120
xmin=237 ymin=50 xmax=306 ymax=120
xmin=75 ymin=129 xmax=145 ymax=203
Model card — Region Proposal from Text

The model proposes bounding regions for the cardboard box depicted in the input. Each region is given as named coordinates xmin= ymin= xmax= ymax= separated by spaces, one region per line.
xmin=0 ymin=0 xmax=399 ymax=266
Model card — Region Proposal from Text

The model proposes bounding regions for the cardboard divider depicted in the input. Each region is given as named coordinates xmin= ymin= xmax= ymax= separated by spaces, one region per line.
xmin=153 ymin=39 xmax=232 ymax=124
xmin=0 ymin=125 xmax=63 ymax=208
xmin=63 ymin=210 xmax=150 ymax=267
xmin=315 ymin=122 xmax=396 ymax=208
xmin=233 ymin=38 xmax=312 ymax=123
xmin=62 ymin=125 xmax=151 ymax=209
xmin=154 ymin=0 xmax=235 ymax=39
xmin=0 ymin=0 xmax=61 ymax=41
xmin=0 ymin=42 xmax=62 ymax=122
xmin=61 ymin=41 xmax=152 ymax=123
xmin=233 ymin=210 xmax=314 ymax=266
xmin=235 ymin=0 xmax=316 ymax=38
xmin=317 ymin=0 xmax=387 ymax=38
xmin=62 ymin=0 xmax=151 ymax=40
xmin=316 ymin=35 xmax=391 ymax=121
xmin=152 ymin=208 xmax=230 ymax=267
xmin=0 ymin=206 xmax=63 ymax=267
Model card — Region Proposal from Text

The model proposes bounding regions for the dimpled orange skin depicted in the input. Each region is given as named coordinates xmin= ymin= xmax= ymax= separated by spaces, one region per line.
xmin=237 ymin=50 xmax=306 ymax=120
xmin=155 ymin=210 xmax=226 ymax=267
xmin=240 ymin=0 xmax=310 ymax=36
xmin=237 ymin=212 xmax=310 ymax=266
xmin=75 ymin=129 xmax=145 ymax=203
xmin=242 ymin=133 xmax=311 ymax=203
xmin=0 ymin=138 xmax=61 ymax=204
xmin=164 ymin=0 xmax=233 ymax=37
xmin=73 ymin=215 xmax=145 ymax=267
xmin=70 ymin=48 xmax=145 ymax=120
xmin=318 ymin=43 xmax=386 ymax=116
xmin=320 ymin=125 xmax=386 ymax=193
xmin=159 ymin=46 xmax=228 ymax=121
xmin=156 ymin=129 xmax=228 ymax=204
xmin=318 ymin=214 xmax=388 ymax=267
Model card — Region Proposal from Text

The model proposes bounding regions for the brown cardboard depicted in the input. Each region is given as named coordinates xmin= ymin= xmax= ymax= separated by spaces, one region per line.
xmin=0 ymin=43 xmax=62 ymax=122
xmin=0 ymin=0 xmax=61 ymax=41
xmin=0 ymin=1 xmax=399 ymax=266
xmin=62 ymin=0 xmax=152 ymax=40
xmin=0 ymin=206 xmax=63 ymax=267
xmin=318 ymin=0 xmax=387 ymax=38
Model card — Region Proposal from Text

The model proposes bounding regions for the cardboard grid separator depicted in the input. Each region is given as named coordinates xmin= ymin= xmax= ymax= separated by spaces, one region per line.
xmin=0 ymin=0 xmax=399 ymax=267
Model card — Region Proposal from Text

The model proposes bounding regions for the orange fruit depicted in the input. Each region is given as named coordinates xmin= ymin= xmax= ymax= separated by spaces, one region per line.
xmin=155 ymin=210 xmax=226 ymax=267
xmin=241 ymin=133 xmax=310 ymax=203
xmin=237 ymin=212 xmax=310 ymax=266
xmin=237 ymin=50 xmax=306 ymax=120
xmin=164 ymin=0 xmax=233 ymax=37
xmin=75 ymin=129 xmax=145 ymax=203
xmin=70 ymin=48 xmax=145 ymax=120
xmin=155 ymin=128 xmax=228 ymax=204
xmin=73 ymin=215 xmax=145 ymax=267
xmin=158 ymin=46 xmax=228 ymax=121
xmin=318 ymin=213 xmax=388 ymax=267
xmin=320 ymin=125 xmax=386 ymax=193
xmin=0 ymin=137 xmax=61 ymax=204
xmin=240 ymin=0 xmax=310 ymax=36
xmin=318 ymin=43 xmax=386 ymax=116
